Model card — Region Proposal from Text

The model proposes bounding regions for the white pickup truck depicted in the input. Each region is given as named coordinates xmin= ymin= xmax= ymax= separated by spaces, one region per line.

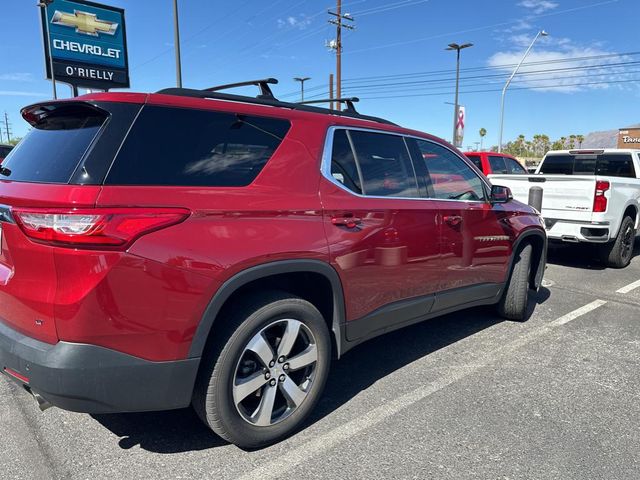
xmin=490 ymin=149 xmax=640 ymax=268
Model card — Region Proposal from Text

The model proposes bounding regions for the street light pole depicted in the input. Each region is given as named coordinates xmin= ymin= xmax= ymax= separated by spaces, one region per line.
xmin=173 ymin=0 xmax=182 ymax=88
xmin=446 ymin=42 xmax=473 ymax=147
xmin=498 ymin=30 xmax=548 ymax=152
xmin=294 ymin=77 xmax=311 ymax=102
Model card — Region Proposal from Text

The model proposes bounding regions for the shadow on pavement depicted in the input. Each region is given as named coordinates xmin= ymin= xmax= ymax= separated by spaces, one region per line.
xmin=92 ymin=288 xmax=550 ymax=453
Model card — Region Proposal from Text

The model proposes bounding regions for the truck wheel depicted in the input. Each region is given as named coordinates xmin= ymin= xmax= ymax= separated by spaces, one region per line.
xmin=497 ymin=243 xmax=532 ymax=321
xmin=192 ymin=291 xmax=331 ymax=449
xmin=599 ymin=216 xmax=636 ymax=269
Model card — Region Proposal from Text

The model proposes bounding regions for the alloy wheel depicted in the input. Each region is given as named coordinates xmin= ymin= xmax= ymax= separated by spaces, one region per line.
xmin=232 ymin=319 xmax=318 ymax=426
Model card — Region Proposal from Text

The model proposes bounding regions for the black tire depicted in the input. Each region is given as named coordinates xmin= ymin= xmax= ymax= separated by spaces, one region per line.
xmin=192 ymin=291 xmax=331 ymax=449
xmin=599 ymin=216 xmax=636 ymax=269
xmin=497 ymin=243 xmax=532 ymax=321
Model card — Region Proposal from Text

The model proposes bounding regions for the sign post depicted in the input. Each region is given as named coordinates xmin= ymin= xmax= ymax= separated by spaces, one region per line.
xmin=455 ymin=105 xmax=465 ymax=148
xmin=40 ymin=0 xmax=129 ymax=94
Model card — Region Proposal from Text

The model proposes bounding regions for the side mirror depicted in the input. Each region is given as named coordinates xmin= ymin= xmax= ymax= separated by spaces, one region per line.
xmin=490 ymin=185 xmax=513 ymax=203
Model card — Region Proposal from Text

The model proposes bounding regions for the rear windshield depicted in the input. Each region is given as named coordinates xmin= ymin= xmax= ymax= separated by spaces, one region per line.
xmin=540 ymin=153 xmax=637 ymax=178
xmin=1 ymin=105 xmax=106 ymax=183
xmin=105 ymin=106 xmax=291 ymax=186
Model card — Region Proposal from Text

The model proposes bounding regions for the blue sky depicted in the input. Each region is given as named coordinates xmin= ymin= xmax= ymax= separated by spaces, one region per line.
xmin=0 ymin=0 xmax=638 ymax=148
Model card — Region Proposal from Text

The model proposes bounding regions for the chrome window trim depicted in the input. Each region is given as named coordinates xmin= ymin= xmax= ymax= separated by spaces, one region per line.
xmin=320 ymin=125 xmax=491 ymax=203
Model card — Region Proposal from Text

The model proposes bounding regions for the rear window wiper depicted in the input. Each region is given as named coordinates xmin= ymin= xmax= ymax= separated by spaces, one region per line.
xmin=0 ymin=167 xmax=12 ymax=177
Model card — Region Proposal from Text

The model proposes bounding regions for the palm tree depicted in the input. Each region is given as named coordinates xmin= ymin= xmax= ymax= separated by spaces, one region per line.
xmin=479 ymin=128 xmax=487 ymax=150
xmin=559 ymin=136 xmax=567 ymax=149
xmin=568 ymin=134 xmax=577 ymax=149
xmin=576 ymin=134 xmax=585 ymax=148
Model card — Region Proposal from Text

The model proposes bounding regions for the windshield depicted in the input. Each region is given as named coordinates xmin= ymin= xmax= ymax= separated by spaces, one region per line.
xmin=540 ymin=153 xmax=636 ymax=178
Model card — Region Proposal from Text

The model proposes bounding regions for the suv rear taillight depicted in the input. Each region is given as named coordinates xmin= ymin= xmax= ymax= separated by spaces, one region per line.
xmin=593 ymin=180 xmax=610 ymax=213
xmin=13 ymin=208 xmax=189 ymax=249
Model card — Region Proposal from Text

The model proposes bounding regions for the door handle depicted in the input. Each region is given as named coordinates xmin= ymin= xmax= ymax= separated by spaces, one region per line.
xmin=443 ymin=215 xmax=462 ymax=227
xmin=331 ymin=216 xmax=362 ymax=229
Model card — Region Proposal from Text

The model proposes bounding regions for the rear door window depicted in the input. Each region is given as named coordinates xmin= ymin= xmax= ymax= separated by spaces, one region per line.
xmin=347 ymin=130 xmax=419 ymax=198
xmin=106 ymin=106 xmax=290 ymax=186
xmin=488 ymin=155 xmax=508 ymax=174
xmin=1 ymin=105 xmax=106 ymax=184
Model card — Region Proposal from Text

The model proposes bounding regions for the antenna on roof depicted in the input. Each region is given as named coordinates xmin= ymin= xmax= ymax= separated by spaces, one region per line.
xmin=298 ymin=97 xmax=359 ymax=114
xmin=204 ymin=78 xmax=278 ymax=100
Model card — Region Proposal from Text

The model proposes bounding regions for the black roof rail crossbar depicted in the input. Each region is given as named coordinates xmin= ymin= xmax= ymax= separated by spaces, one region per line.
xmin=298 ymin=97 xmax=360 ymax=114
xmin=203 ymin=78 xmax=278 ymax=99
xmin=154 ymin=88 xmax=396 ymax=125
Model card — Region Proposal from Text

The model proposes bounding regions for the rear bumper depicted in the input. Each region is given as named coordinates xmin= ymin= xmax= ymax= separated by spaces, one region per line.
xmin=0 ymin=320 xmax=200 ymax=414
xmin=544 ymin=219 xmax=611 ymax=243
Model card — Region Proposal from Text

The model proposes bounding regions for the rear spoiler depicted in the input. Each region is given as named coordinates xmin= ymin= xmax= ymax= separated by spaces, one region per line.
xmin=20 ymin=101 xmax=109 ymax=127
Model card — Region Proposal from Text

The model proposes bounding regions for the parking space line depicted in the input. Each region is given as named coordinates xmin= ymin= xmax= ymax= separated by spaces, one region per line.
xmin=616 ymin=279 xmax=640 ymax=294
xmin=552 ymin=300 xmax=607 ymax=326
xmin=239 ymin=300 xmax=609 ymax=480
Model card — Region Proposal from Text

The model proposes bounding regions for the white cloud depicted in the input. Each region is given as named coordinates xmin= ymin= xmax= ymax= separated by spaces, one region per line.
xmin=0 ymin=73 xmax=33 ymax=82
xmin=518 ymin=0 xmax=559 ymax=14
xmin=488 ymin=40 xmax=634 ymax=93
xmin=0 ymin=90 xmax=48 ymax=97
xmin=277 ymin=14 xmax=312 ymax=30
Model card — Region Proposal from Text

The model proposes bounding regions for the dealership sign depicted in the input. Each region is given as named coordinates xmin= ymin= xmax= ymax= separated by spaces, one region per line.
xmin=455 ymin=105 xmax=465 ymax=147
xmin=40 ymin=0 xmax=129 ymax=90
xmin=618 ymin=128 xmax=640 ymax=149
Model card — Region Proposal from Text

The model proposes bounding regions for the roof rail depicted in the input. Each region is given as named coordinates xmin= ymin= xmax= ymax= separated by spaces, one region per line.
xmin=155 ymin=79 xmax=396 ymax=125
xmin=298 ymin=97 xmax=359 ymax=114
xmin=204 ymin=78 xmax=278 ymax=100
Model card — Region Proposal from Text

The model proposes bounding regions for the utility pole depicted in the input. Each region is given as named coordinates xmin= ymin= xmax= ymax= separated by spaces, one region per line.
xmin=293 ymin=77 xmax=311 ymax=102
xmin=446 ymin=42 xmax=473 ymax=147
xmin=3 ymin=113 xmax=12 ymax=143
xmin=328 ymin=1 xmax=354 ymax=110
xmin=173 ymin=0 xmax=183 ymax=88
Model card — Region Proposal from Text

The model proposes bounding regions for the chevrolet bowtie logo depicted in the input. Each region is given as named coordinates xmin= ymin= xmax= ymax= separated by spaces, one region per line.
xmin=51 ymin=10 xmax=118 ymax=37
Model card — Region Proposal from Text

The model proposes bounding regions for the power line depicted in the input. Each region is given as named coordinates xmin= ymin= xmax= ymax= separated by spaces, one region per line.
xmin=277 ymin=51 xmax=640 ymax=98
xmin=356 ymin=77 xmax=640 ymax=100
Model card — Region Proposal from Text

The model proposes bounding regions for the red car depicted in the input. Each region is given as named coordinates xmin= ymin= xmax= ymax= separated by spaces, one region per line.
xmin=464 ymin=151 xmax=527 ymax=176
xmin=0 ymin=80 xmax=546 ymax=448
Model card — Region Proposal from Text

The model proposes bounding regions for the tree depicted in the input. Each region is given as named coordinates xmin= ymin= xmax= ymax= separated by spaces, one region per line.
xmin=568 ymin=134 xmax=577 ymax=149
xmin=479 ymin=128 xmax=487 ymax=150
xmin=576 ymin=134 xmax=585 ymax=148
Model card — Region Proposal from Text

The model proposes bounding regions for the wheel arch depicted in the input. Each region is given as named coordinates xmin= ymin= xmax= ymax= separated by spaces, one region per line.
xmin=189 ymin=260 xmax=347 ymax=360
xmin=510 ymin=228 xmax=547 ymax=290
xmin=622 ymin=203 xmax=638 ymax=230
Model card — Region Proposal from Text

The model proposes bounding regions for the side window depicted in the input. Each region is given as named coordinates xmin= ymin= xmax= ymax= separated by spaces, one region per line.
xmin=488 ymin=155 xmax=508 ymax=174
xmin=106 ymin=106 xmax=290 ymax=186
xmin=505 ymin=157 xmax=527 ymax=174
xmin=466 ymin=154 xmax=483 ymax=170
xmin=415 ymin=140 xmax=486 ymax=201
xmin=330 ymin=130 xmax=362 ymax=194
xmin=348 ymin=130 xmax=419 ymax=198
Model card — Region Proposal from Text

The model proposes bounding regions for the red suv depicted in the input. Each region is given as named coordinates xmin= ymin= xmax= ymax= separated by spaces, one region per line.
xmin=0 ymin=79 xmax=546 ymax=448
xmin=464 ymin=151 xmax=527 ymax=176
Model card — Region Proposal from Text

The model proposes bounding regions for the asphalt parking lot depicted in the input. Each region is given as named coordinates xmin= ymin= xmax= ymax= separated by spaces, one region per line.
xmin=2 ymin=242 xmax=640 ymax=480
